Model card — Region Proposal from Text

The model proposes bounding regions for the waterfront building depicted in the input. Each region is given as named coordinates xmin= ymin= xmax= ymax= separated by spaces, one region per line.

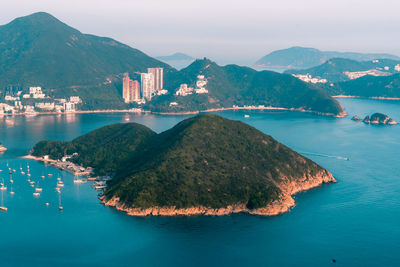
xmin=147 ymin=68 xmax=164 ymax=91
xmin=141 ymin=73 xmax=155 ymax=101
xmin=63 ymin=102 xmax=76 ymax=112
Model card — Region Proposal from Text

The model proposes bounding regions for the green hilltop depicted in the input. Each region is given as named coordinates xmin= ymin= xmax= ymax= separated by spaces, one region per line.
xmin=149 ymin=58 xmax=344 ymax=116
xmin=0 ymin=12 xmax=170 ymax=109
xmin=31 ymin=114 xmax=336 ymax=213
xmin=31 ymin=122 xmax=155 ymax=175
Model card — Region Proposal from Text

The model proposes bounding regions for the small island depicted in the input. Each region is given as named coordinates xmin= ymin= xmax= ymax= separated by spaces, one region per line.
xmin=362 ymin=113 xmax=397 ymax=125
xmin=351 ymin=115 xmax=361 ymax=121
xmin=0 ymin=143 xmax=7 ymax=152
xmin=30 ymin=114 xmax=337 ymax=217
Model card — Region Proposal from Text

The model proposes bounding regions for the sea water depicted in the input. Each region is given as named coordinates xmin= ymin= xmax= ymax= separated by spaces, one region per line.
xmin=0 ymin=98 xmax=399 ymax=266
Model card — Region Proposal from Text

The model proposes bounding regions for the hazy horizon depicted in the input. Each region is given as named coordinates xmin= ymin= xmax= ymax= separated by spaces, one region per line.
xmin=1 ymin=0 xmax=400 ymax=66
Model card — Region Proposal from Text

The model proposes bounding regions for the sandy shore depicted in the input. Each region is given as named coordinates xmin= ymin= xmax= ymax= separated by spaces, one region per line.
xmin=102 ymin=169 xmax=337 ymax=217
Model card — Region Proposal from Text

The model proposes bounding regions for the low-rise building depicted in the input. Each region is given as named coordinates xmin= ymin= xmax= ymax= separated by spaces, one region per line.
xmin=35 ymin=102 xmax=55 ymax=111
xmin=63 ymin=102 xmax=76 ymax=112
xmin=176 ymin=84 xmax=193 ymax=96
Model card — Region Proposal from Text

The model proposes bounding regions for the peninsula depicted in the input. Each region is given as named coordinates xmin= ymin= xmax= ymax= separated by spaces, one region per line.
xmin=31 ymin=114 xmax=337 ymax=217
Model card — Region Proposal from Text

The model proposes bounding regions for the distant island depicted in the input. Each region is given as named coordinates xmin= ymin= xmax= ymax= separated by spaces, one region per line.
xmin=255 ymin=46 xmax=400 ymax=70
xmin=156 ymin=53 xmax=195 ymax=70
xmin=30 ymin=114 xmax=337 ymax=216
xmin=361 ymin=113 xmax=397 ymax=125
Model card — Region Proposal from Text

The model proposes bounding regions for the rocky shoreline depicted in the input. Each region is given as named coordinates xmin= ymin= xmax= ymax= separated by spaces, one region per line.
xmin=102 ymin=170 xmax=336 ymax=217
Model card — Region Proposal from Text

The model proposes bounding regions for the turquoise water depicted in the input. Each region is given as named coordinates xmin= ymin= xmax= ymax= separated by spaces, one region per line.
xmin=1 ymin=99 xmax=400 ymax=266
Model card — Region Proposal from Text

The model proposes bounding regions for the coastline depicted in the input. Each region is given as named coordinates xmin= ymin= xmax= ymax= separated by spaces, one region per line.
xmin=152 ymin=106 xmax=347 ymax=118
xmin=102 ymin=170 xmax=337 ymax=217
xmin=333 ymin=95 xmax=400 ymax=101
xmin=0 ymin=105 xmax=347 ymax=118
xmin=22 ymin=155 xmax=93 ymax=176
xmin=0 ymin=109 xmax=148 ymax=117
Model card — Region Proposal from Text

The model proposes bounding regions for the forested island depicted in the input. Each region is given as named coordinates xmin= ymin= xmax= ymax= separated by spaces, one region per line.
xmin=31 ymin=114 xmax=337 ymax=216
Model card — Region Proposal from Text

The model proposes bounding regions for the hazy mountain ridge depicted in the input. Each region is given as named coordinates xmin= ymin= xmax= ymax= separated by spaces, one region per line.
xmin=256 ymin=47 xmax=400 ymax=70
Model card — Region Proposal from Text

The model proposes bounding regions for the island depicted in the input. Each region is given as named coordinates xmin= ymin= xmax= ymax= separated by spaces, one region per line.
xmin=351 ymin=115 xmax=361 ymax=121
xmin=362 ymin=113 xmax=397 ymax=125
xmin=0 ymin=143 xmax=7 ymax=152
xmin=30 ymin=114 xmax=337 ymax=217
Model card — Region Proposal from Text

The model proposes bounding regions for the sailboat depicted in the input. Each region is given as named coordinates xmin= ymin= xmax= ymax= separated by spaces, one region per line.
xmin=0 ymin=185 xmax=6 ymax=211
xmin=58 ymin=188 xmax=63 ymax=211
xmin=0 ymin=177 xmax=7 ymax=191
xmin=0 ymin=177 xmax=7 ymax=211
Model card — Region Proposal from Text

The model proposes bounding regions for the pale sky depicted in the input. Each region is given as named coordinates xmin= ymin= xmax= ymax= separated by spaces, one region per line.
xmin=1 ymin=0 xmax=400 ymax=65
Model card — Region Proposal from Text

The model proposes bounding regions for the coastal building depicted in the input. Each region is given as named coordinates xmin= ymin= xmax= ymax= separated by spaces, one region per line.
xmin=35 ymin=102 xmax=55 ymax=111
xmin=69 ymin=96 xmax=82 ymax=104
xmin=176 ymin=84 xmax=193 ymax=96
xmin=147 ymin=68 xmax=164 ymax=91
xmin=123 ymin=73 xmax=141 ymax=103
xmin=141 ymin=73 xmax=155 ymax=101
xmin=293 ymin=74 xmax=328 ymax=84
xmin=63 ymin=102 xmax=76 ymax=112
xmin=195 ymin=75 xmax=209 ymax=94
xmin=29 ymin=87 xmax=45 ymax=98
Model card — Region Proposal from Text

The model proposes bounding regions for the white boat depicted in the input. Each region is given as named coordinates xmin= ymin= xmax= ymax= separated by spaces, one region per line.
xmin=0 ymin=183 xmax=7 ymax=211
xmin=35 ymin=188 xmax=43 ymax=192
xmin=244 ymin=114 xmax=250 ymax=118
xmin=10 ymin=191 xmax=15 ymax=195
xmin=57 ymin=182 xmax=64 ymax=188
xmin=55 ymin=187 xmax=61 ymax=193
xmin=33 ymin=192 xmax=40 ymax=197
xmin=21 ymin=171 xmax=25 ymax=175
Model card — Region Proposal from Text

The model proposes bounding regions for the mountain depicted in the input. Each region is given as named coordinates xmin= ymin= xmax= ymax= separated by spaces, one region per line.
xmin=31 ymin=122 xmax=155 ymax=175
xmin=255 ymin=46 xmax=400 ymax=70
xmin=285 ymin=58 xmax=400 ymax=82
xmin=156 ymin=53 xmax=195 ymax=70
xmin=0 ymin=12 xmax=171 ymax=109
xmin=332 ymin=73 xmax=400 ymax=98
xmin=103 ymin=114 xmax=336 ymax=216
xmin=30 ymin=114 xmax=337 ymax=216
xmin=156 ymin=53 xmax=194 ymax=61
xmin=153 ymin=59 xmax=345 ymax=116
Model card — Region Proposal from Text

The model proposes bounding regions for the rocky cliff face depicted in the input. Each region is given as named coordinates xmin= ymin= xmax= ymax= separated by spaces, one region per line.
xmin=102 ymin=169 xmax=336 ymax=217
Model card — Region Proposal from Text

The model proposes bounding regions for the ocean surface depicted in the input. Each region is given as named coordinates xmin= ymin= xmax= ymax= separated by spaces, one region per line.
xmin=1 ymin=98 xmax=400 ymax=266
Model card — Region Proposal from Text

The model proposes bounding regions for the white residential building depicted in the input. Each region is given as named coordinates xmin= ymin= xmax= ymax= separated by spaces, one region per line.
xmin=63 ymin=102 xmax=76 ymax=112
xmin=69 ymin=96 xmax=82 ymax=104
xmin=141 ymin=73 xmax=155 ymax=101
xmin=35 ymin=102 xmax=55 ymax=111
xmin=147 ymin=68 xmax=164 ymax=91
xmin=29 ymin=87 xmax=45 ymax=98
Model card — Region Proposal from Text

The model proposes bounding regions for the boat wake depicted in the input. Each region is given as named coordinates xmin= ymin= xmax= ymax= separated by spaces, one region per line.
xmin=299 ymin=151 xmax=349 ymax=161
